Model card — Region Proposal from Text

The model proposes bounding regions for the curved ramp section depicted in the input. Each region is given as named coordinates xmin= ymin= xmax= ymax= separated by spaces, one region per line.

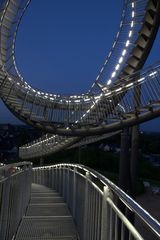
xmin=19 ymin=64 xmax=160 ymax=159
xmin=0 ymin=0 xmax=159 ymax=135
xmin=19 ymin=131 xmax=121 ymax=160
xmin=20 ymin=136 xmax=79 ymax=160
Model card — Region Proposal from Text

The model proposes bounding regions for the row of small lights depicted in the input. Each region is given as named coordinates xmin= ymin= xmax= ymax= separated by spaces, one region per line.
xmin=58 ymin=69 xmax=159 ymax=126
xmin=22 ymin=68 xmax=158 ymax=151
xmin=2 ymin=1 xmax=158 ymax=152
xmin=21 ymin=134 xmax=67 ymax=149
xmin=21 ymin=67 xmax=159 ymax=151
xmin=78 ymin=2 xmax=136 ymax=121
xmin=1 ymin=1 xmax=90 ymax=104
xmin=21 ymin=71 xmax=159 ymax=150
xmin=20 ymin=1 xmax=155 ymax=151
xmin=1 ymin=3 xmax=89 ymax=104
xmin=15 ymin=2 xmax=135 ymax=104
xmin=11 ymin=1 xmax=134 ymax=108
xmin=15 ymin=80 xmax=93 ymax=103
xmin=106 ymin=1 xmax=135 ymax=86
xmin=6 ymin=0 xmax=134 ymax=105
xmin=21 ymin=1 xmax=147 ymax=149
xmin=91 ymin=2 xmax=126 ymax=89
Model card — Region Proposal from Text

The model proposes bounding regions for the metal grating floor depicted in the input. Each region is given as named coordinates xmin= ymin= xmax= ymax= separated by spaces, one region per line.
xmin=27 ymin=204 xmax=71 ymax=216
xmin=15 ymin=184 xmax=78 ymax=240
xmin=31 ymin=192 xmax=59 ymax=197
xmin=30 ymin=196 xmax=64 ymax=204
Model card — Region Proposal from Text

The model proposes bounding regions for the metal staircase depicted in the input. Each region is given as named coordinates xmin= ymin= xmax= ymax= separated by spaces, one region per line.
xmin=15 ymin=183 xmax=78 ymax=240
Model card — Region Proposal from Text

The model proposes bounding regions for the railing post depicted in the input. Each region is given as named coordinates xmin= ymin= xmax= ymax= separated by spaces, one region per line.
xmin=83 ymin=171 xmax=91 ymax=240
xmin=48 ymin=167 xmax=52 ymax=188
xmin=36 ymin=168 xmax=39 ymax=184
xmin=101 ymin=186 xmax=112 ymax=240
xmin=130 ymin=127 xmax=139 ymax=198
xmin=62 ymin=167 xmax=65 ymax=198
xmin=59 ymin=167 xmax=62 ymax=194
xmin=119 ymin=128 xmax=130 ymax=192
xmin=46 ymin=168 xmax=49 ymax=186
xmin=52 ymin=167 xmax=56 ymax=189
xmin=37 ymin=169 xmax=40 ymax=184
xmin=50 ymin=167 xmax=53 ymax=189
xmin=34 ymin=169 xmax=37 ymax=183
xmin=32 ymin=169 xmax=34 ymax=183
xmin=0 ymin=174 xmax=10 ymax=240
xmin=55 ymin=166 xmax=58 ymax=191
xmin=25 ymin=165 xmax=32 ymax=206
xmin=130 ymin=80 xmax=141 ymax=199
xmin=66 ymin=167 xmax=70 ymax=205
xmin=72 ymin=167 xmax=77 ymax=219
xmin=39 ymin=157 xmax=44 ymax=166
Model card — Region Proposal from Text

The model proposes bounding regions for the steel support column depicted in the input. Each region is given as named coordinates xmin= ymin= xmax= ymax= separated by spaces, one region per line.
xmin=130 ymin=125 xmax=139 ymax=198
xmin=119 ymin=128 xmax=130 ymax=192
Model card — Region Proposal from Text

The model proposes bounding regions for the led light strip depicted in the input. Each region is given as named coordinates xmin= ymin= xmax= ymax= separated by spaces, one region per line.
xmin=79 ymin=1 xmax=136 ymax=122
xmin=106 ymin=1 xmax=135 ymax=86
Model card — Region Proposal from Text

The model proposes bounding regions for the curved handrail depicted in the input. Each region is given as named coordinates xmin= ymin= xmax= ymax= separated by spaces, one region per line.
xmin=33 ymin=163 xmax=160 ymax=239
xmin=0 ymin=161 xmax=32 ymax=240
xmin=0 ymin=161 xmax=32 ymax=170
xmin=0 ymin=161 xmax=32 ymax=177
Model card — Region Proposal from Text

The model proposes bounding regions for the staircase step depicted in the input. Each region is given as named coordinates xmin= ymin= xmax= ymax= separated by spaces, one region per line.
xmin=31 ymin=183 xmax=55 ymax=193
xmin=26 ymin=203 xmax=70 ymax=217
xmin=15 ymin=183 xmax=78 ymax=240
xmin=15 ymin=216 xmax=78 ymax=240
xmin=30 ymin=196 xmax=64 ymax=204
xmin=31 ymin=192 xmax=59 ymax=197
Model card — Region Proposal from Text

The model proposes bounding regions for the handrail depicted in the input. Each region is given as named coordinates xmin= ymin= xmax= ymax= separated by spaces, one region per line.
xmin=0 ymin=161 xmax=32 ymax=177
xmin=33 ymin=163 xmax=160 ymax=239
xmin=0 ymin=161 xmax=32 ymax=170
xmin=0 ymin=161 xmax=32 ymax=240
xmin=77 ymin=164 xmax=160 ymax=237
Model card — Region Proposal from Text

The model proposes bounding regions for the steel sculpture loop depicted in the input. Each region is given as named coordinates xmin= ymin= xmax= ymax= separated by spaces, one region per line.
xmin=0 ymin=0 xmax=160 ymax=137
xmin=0 ymin=0 xmax=160 ymax=158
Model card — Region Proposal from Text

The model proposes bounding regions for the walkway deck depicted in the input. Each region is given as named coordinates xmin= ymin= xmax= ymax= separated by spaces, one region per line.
xmin=15 ymin=184 xmax=78 ymax=240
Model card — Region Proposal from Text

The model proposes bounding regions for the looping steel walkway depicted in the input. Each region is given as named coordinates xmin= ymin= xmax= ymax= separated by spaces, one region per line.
xmin=15 ymin=184 xmax=79 ymax=240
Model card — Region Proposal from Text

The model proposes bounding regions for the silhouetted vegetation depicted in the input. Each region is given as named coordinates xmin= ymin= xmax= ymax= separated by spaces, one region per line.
xmin=139 ymin=155 xmax=160 ymax=181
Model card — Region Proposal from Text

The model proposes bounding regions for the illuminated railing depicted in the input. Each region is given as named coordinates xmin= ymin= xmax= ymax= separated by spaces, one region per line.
xmin=19 ymin=131 xmax=121 ymax=159
xmin=0 ymin=162 xmax=32 ymax=240
xmin=32 ymin=164 xmax=160 ymax=240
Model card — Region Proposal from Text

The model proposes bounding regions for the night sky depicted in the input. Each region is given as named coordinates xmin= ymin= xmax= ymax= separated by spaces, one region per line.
xmin=0 ymin=0 xmax=160 ymax=131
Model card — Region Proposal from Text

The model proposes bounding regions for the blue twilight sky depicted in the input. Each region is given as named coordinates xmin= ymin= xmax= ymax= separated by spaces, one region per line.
xmin=0 ymin=0 xmax=160 ymax=131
